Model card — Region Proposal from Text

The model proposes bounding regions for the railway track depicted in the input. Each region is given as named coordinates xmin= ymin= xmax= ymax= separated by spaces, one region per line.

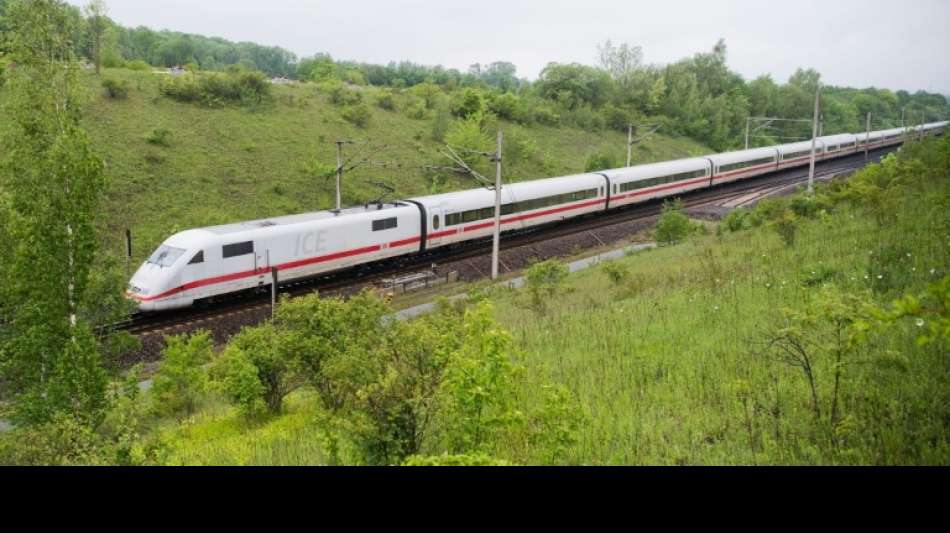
xmin=113 ymin=147 xmax=895 ymax=339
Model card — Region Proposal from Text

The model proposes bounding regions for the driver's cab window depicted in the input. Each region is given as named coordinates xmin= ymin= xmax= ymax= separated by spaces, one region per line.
xmin=188 ymin=251 xmax=204 ymax=265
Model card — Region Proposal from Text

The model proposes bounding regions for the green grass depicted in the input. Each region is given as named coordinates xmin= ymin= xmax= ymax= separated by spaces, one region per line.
xmin=74 ymin=67 xmax=710 ymax=263
xmin=486 ymin=192 xmax=949 ymax=465
xmin=147 ymin=390 xmax=327 ymax=466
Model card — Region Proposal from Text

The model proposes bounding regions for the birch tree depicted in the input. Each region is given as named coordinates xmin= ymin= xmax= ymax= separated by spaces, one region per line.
xmin=0 ymin=0 xmax=108 ymax=425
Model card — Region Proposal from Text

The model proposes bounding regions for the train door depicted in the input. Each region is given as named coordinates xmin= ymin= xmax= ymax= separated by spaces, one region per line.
xmin=429 ymin=206 xmax=445 ymax=247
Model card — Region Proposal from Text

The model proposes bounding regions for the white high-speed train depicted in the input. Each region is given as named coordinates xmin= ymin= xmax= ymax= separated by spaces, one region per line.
xmin=128 ymin=121 xmax=949 ymax=311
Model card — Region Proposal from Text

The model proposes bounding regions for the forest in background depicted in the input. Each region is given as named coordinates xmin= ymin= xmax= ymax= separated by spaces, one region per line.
xmin=1 ymin=0 xmax=948 ymax=153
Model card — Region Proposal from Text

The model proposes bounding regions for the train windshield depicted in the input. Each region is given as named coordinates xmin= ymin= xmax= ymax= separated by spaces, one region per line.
xmin=147 ymin=245 xmax=186 ymax=267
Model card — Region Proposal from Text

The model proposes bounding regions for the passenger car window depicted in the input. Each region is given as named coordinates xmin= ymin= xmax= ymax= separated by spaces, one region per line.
xmin=372 ymin=217 xmax=398 ymax=231
xmin=223 ymin=241 xmax=254 ymax=258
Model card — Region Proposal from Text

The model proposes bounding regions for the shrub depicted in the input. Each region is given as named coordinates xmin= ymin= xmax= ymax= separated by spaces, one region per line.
xmin=159 ymin=67 xmax=272 ymax=107
xmin=601 ymin=104 xmax=631 ymax=132
xmin=341 ymin=104 xmax=371 ymax=128
xmin=585 ymin=151 xmax=618 ymax=172
xmin=601 ymin=261 xmax=630 ymax=286
xmin=654 ymin=199 xmax=693 ymax=245
xmin=773 ymin=209 xmax=799 ymax=247
xmin=150 ymin=331 xmax=212 ymax=417
xmin=145 ymin=128 xmax=172 ymax=147
xmin=101 ymin=78 xmax=129 ymax=99
xmin=212 ymin=323 xmax=303 ymax=417
xmin=324 ymin=79 xmax=362 ymax=106
xmin=720 ymin=208 xmax=752 ymax=233
xmin=450 ymin=88 xmax=484 ymax=119
xmin=0 ymin=413 xmax=110 ymax=466
xmin=523 ymin=259 xmax=570 ymax=315
xmin=445 ymin=115 xmax=491 ymax=166
xmin=403 ymin=453 xmax=512 ymax=466
xmin=125 ymin=59 xmax=151 ymax=71
xmin=375 ymin=90 xmax=396 ymax=111
xmin=486 ymin=92 xmax=527 ymax=123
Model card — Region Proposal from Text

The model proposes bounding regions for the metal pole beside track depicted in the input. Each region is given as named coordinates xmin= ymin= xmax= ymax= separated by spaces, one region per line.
xmin=865 ymin=112 xmax=871 ymax=162
xmin=335 ymin=140 xmax=344 ymax=211
xmin=807 ymin=86 xmax=821 ymax=195
xmin=491 ymin=130 xmax=503 ymax=280
xmin=627 ymin=124 xmax=634 ymax=167
xmin=745 ymin=118 xmax=750 ymax=150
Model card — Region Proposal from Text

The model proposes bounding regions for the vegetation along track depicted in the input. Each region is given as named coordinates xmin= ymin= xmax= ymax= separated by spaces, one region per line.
xmin=113 ymin=146 xmax=898 ymax=365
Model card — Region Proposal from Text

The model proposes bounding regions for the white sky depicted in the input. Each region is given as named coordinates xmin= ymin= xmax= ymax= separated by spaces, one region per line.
xmin=69 ymin=0 xmax=950 ymax=94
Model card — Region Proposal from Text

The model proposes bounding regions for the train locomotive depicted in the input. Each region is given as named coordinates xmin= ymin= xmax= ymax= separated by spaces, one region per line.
xmin=128 ymin=121 xmax=949 ymax=311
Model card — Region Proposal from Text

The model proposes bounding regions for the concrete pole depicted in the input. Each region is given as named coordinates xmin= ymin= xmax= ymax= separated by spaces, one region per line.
xmin=807 ymin=86 xmax=821 ymax=195
xmin=491 ymin=130 xmax=503 ymax=280
xmin=626 ymin=124 xmax=633 ymax=167
xmin=745 ymin=118 xmax=750 ymax=150
xmin=335 ymin=140 xmax=344 ymax=211
xmin=865 ymin=112 xmax=871 ymax=162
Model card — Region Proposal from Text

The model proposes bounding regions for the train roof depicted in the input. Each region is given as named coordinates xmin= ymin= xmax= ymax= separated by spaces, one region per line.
xmin=407 ymin=172 xmax=604 ymax=206
xmin=598 ymin=157 xmax=711 ymax=180
xmin=197 ymin=202 xmax=412 ymax=236
xmin=706 ymin=146 xmax=778 ymax=164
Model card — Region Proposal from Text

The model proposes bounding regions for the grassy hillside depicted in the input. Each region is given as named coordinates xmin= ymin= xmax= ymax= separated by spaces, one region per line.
xmin=78 ymin=67 xmax=710 ymax=262
xmin=93 ymin=137 xmax=948 ymax=466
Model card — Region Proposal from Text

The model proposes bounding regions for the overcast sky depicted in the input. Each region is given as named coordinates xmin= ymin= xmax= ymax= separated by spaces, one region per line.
xmin=68 ymin=0 xmax=950 ymax=94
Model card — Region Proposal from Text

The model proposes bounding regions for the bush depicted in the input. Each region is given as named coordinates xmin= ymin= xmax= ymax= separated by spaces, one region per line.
xmin=375 ymin=90 xmax=396 ymax=111
xmin=150 ymin=331 xmax=212 ymax=417
xmin=720 ymin=208 xmax=752 ymax=233
xmin=125 ymin=59 xmax=151 ymax=71
xmin=0 ymin=413 xmax=110 ymax=466
xmin=654 ymin=199 xmax=693 ymax=245
xmin=585 ymin=151 xmax=618 ymax=172
xmin=450 ymin=88 xmax=484 ymax=119
xmin=211 ymin=323 xmax=304 ymax=417
xmin=601 ymin=104 xmax=631 ymax=132
xmin=159 ymin=67 xmax=272 ymax=107
xmin=101 ymin=78 xmax=129 ymax=99
xmin=601 ymin=261 xmax=630 ymax=286
xmin=145 ymin=128 xmax=172 ymax=147
xmin=445 ymin=115 xmax=491 ymax=166
xmin=773 ymin=209 xmax=799 ymax=247
xmin=523 ymin=259 xmax=570 ymax=315
xmin=324 ymin=79 xmax=363 ymax=106
xmin=341 ymin=104 xmax=371 ymax=128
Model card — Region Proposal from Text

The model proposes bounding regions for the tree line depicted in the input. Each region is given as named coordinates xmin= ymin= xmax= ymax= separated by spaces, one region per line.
xmin=3 ymin=2 xmax=947 ymax=151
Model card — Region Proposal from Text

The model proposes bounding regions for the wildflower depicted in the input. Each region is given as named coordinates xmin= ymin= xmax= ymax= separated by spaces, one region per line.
xmin=916 ymin=319 xmax=925 ymax=328
xmin=877 ymin=275 xmax=884 ymax=280
xmin=931 ymin=269 xmax=937 ymax=275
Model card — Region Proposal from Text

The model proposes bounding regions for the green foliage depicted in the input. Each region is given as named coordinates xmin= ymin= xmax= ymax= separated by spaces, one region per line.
xmin=601 ymin=261 xmax=630 ymax=286
xmin=145 ymin=127 xmax=172 ymax=147
xmin=584 ymin=151 xmax=618 ymax=172
xmin=159 ymin=67 xmax=272 ymax=107
xmin=151 ymin=331 xmax=212 ymax=417
xmin=375 ymin=90 xmax=396 ymax=111
xmin=403 ymin=453 xmax=512 ymax=466
xmin=0 ymin=412 xmax=111 ymax=466
xmin=523 ymin=259 xmax=570 ymax=315
xmin=719 ymin=208 xmax=753 ymax=233
xmin=0 ymin=0 xmax=111 ymax=428
xmin=450 ymin=87 xmax=484 ymax=119
xmin=654 ymin=199 xmax=694 ymax=245
xmin=101 ymin=77 xmax=128 ymax=99
xmin=430 ymin=106 xmax=451 ymax=142
xmin=124 ymin=59 xmax=150 ymax=71
xmin=324 ymin=79 xmax=363 ymax=106
xmin=444 ymin=114 xmax=491 ymax=166
xmin=212 ymin=322 xmax=304 ymax=417
xmin=772 ymin=209 xmax=799 ymax=247
xmin=340 ymin=103 xmax=371 ymax=128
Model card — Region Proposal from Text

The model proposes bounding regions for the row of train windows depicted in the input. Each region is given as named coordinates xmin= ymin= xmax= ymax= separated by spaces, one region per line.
xmin=444 ymin=189 xmax=599 ymax=227
xmin=783 ymin=150 xmax=813 ymax=160
xmin=618 ymin=169 xmax=707 ymax=193
xmin=372 ymin=217 xmax=398 ymax=232
xmin=718 ymin=157 xmax=775 ymax=173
